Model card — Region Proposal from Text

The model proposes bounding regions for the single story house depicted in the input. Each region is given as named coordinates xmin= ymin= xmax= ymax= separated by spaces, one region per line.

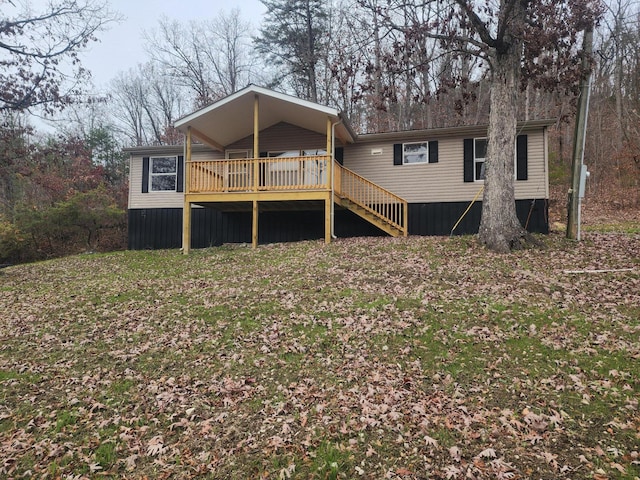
xmin=127 ymin=85 xmax=551 ymax=251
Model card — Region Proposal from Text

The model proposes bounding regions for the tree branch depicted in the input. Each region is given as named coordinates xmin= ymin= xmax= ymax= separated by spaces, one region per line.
xmin=453 ymin=0 xmax=497 ymax=48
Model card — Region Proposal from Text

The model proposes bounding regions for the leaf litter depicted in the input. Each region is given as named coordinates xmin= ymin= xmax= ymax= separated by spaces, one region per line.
xmin=0 ymin=231 xmax=638 ymax=479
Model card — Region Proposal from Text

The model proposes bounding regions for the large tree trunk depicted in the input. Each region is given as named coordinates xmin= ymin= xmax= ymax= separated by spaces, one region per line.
xmin=478 ymin=48 xmax=528 ymax=253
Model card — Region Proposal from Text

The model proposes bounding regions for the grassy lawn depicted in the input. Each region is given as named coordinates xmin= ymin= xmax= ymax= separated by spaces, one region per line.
xmin=1 ymin=230 xmax=639 ymax=479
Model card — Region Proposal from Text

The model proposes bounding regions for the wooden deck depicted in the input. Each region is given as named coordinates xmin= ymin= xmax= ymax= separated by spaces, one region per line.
xmin=183 ymin=155 xmax=408 ymax=249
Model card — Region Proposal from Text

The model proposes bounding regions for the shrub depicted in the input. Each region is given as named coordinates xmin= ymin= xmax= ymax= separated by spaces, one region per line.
xmin=13 ymin=187 xmax=127 ymax=262
xmin=0 ymin=216 xmax=25 ymax=264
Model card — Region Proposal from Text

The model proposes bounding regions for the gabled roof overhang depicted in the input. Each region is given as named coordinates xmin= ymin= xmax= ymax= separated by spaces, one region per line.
xmin=174 ymin=85 xmax=356 ymax=150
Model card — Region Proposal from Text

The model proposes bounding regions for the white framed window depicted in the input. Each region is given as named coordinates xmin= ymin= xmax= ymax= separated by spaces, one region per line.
xmin=474 ymin=138 xmax=487 ymax=181
xmin=473 ymin=138 xmax=524 ymax=181
xmin=464 ymin=136 xmax=526 ymax=183
xmin=150 ymin=156 xmax=177 ymax=192
xmin=403 ymin=142 xmax=429 ymax=164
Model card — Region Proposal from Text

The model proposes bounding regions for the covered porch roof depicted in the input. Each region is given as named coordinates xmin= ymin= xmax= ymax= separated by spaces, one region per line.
xmin=174 ymin=85 xmax=356 ymax=150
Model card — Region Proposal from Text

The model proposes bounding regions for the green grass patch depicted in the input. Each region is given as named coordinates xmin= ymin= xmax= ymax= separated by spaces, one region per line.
xmin=54 ymin=409 xmax=78 ymax=433
xmin=0 ymin=369 xmax=41 ymax=383
xmin=109 ymin=378 xmax=136 ymax=396
xmin=311 ymin=441 xmax=352 ymax=480
xmin=95 ymin=441 xmax=118 ymax=469
xmin=1 ymin=235 xmax=638 ymax=479
xmin=584 ymin=221 xmax=640 ymax=234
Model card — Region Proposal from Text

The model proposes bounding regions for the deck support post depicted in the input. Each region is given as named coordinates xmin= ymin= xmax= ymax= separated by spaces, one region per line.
xmin=252 ymin=200 xmax=259 ymax=249
xmin=182 ymin=127 xmax=192 ymax=254
xmin=324 ymin=196 xmax=331 ymax=244
xmin=403 ymin=202 xmax=409 ymax=237
xmin=183 ymin=202 xmax=192 ymax=253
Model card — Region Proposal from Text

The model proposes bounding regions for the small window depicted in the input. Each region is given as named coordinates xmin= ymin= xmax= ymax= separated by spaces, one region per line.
xmin=403 ymin=142 xmax=429 ymax=164
xmin=474 ymin=138 xmax=487 ymax=181
xmin=150 ymin=156 xmax=177 ymax=192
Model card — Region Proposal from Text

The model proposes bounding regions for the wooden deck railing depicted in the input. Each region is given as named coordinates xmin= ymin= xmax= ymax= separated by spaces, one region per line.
xmin=334 ymin=162 xmax=408 ymax=234
xmin=186 ymin=155 xmax=407 ymax=236
xmin=187 ymin=155 xmax=330 ymax=193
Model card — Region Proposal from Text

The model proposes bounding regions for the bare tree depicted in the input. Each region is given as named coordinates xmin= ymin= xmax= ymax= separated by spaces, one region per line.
xmin=0 ymin=0 xmax=118 ymax=113
xmin=598 ymin=0 xmax=638 ymax=146
xmin=587 ymin=0 xmax=640 ymax=193
xmin=110 ymin=69 xmax=147 ymax=146
xmin=145 ymin=9 xmax=255 ymax=107
xmin=109 ymin=63 xmax=186 ymax=146
xmin=369 ymin=0 xmax=603 ymax=252
xmin=336 ymin=0 xmax=485 ymax=132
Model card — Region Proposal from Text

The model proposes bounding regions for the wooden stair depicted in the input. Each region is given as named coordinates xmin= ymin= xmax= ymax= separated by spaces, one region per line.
xmin=336 ymin=197 xmax=406 ymax=237
xmin=334 ymin=162 xmax=408 ymax=237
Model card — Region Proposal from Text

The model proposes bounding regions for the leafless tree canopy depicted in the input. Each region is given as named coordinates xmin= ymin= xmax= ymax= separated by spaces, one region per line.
xmin=0 ymin=0 xmax=118 ymax=113
xmin=144 ymin=9 xmax=256 ymax=108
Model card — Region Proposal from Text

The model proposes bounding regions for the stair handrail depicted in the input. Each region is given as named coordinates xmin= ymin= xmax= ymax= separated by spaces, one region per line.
xmin=334 ymin=161 xmax=408 ymax=234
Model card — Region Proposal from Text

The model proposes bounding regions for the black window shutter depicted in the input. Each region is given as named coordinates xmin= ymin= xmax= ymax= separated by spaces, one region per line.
xmin=428 ymin=140 xmax=439 ymax=163
xmin=463 ymin=139 xmax=474 ymax=182
xmin=393 ymin=143 xmax=402 ymax=165
xmin=335 ymin=147 xmax=344 ymax=165
xmin=142 ymin=157 xmax=150 ymax=193
xmin=516 ymin=134 xmax=528 ymax=181
xmin=177 ymin=155 xmax=184 ymax=192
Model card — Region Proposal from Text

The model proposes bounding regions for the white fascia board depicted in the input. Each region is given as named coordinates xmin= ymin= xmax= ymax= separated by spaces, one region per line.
xmin=174 ymin=85 xmax=340 ymax=129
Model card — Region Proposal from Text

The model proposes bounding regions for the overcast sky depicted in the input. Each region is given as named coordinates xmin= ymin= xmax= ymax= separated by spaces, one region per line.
xmin=81 ymin=0 xmax=267 ymax=90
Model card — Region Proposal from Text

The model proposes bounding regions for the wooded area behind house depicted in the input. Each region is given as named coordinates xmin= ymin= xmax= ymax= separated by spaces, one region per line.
xmin=1 ymin=0 xmax=639 ymax=262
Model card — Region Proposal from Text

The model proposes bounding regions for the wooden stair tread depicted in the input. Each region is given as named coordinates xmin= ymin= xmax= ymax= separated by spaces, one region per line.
xmin=336 ymin=197 xmax=404 ymax=237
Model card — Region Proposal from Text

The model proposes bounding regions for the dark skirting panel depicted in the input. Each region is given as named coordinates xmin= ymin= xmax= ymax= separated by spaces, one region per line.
xmin=128 ymin=207 xmax=384 ymax=250
xmin=128 ymin=208 xmax=182 ymax=250
xmin=408 ymin=199 xmax=549 ymax=236
xmin=128 ymin=208 xmax=251 ymax=250
xmin=128 ymin=199 xmax=548 ymax=250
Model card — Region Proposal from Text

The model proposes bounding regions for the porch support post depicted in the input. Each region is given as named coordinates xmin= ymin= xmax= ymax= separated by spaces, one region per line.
xmin=182 ymin=127 xmax=192 ymax=254
xmin=253 ymin=94 xmax=259 ymax=191
xmin=325 ymin=117 xmax=332 ymax=244
xmin=326 ymin=116 xmax=332 ymax=189
xmin=252 ymin=200 xmax=259 ymax=249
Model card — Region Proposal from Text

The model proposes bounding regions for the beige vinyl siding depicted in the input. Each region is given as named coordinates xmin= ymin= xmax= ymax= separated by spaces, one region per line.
xmin=522 ymin=129 xmax=548 ymax=200
xmin=128 ymin=150 xmax=224 ymax=209
xmin=128 ymin=124 xmax=549 ymax=209
xmin=343 ymin=129 xmax=548 ymax=203
xmin=229 ymin=122 xmax=328 ymax=152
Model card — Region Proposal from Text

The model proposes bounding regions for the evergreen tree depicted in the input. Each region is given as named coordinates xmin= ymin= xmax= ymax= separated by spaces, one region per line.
xmin=255 ymin=0 xmax=329 ymax=102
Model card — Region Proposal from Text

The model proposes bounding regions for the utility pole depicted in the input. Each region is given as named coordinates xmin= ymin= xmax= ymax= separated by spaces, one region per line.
xmin=567 ymin=26 xmax=594 ymax=240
